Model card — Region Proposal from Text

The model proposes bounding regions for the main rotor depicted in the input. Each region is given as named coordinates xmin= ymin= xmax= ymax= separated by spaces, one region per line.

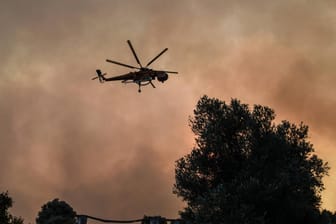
xmin=106 ymin=40 xmax=177 ymax=74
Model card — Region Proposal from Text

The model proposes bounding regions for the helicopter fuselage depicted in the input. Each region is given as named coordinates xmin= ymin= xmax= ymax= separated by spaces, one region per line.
xmin=128 ymin=69 xmax=168 ymax=83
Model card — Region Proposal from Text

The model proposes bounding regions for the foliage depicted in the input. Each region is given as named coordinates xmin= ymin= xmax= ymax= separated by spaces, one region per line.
xmin=36 ymin=198 xmax=76 ymax=224
xmin=174 ymin=95 xmax=333 ymax=224
xmin=0 ymin=191 xmax=24 ymax=224
xmin=320 ymin=210 xmax=336 ymax=224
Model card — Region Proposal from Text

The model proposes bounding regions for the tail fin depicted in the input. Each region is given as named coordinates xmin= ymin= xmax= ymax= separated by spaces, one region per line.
xmin=91 ymin=69 xmax=106 ymax=83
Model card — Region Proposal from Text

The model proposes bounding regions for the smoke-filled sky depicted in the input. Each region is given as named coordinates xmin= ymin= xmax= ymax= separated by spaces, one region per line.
xmin=1 ymin=1 xmax=336 ymax=223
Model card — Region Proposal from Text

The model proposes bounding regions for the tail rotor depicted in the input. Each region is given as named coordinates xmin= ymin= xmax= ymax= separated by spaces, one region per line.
xmin=92 ymin=69 xmax=106 ymax=83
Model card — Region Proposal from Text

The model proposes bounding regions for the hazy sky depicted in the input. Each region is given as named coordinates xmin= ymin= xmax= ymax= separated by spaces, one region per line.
xmin=1 ymin=1 xmax=336 ymax=223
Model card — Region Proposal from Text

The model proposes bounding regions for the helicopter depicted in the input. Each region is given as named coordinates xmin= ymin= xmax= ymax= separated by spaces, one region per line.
xmin=92 ymin=40 xmax=178 ymax=92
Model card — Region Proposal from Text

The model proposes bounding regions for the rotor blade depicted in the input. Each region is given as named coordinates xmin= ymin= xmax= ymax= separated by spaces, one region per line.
xmin=92 ymin=72 xmax=107 ymax=81
xmin=106 ymin=59 xmax=140 ymax=69
xmin=146 ymin=48 xmax=168 ymax=67
xmin=127 ymin=40 xmax=142 ymax=68
xmin=161 ymin=70 xmax=178 ymax=74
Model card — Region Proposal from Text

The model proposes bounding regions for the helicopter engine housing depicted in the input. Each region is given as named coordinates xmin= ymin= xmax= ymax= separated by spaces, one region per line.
xmin=157 ymin=72 xmax=168 ymax=82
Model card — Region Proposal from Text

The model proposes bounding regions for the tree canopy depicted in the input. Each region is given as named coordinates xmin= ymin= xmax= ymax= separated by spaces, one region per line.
xmin=36 ymin=198 xmax=77 ymax=224
xmin=0 ymin=191 xmax=24 ymax=224
xmin=174 ymin=95 xmax=332 ymax=224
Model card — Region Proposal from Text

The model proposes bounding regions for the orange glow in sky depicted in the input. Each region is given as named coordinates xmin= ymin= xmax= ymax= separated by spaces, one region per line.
xmin=1 ymin=1 xmax=335 ymax=223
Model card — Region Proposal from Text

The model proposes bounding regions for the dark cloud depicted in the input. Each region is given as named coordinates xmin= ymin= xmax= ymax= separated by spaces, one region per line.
xmin=1 ymin=0 xmax=336 ymax=222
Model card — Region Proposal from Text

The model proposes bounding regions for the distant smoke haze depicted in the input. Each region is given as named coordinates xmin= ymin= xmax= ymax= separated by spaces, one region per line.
xmin=1 ymin=1 xmax=335 ymax=223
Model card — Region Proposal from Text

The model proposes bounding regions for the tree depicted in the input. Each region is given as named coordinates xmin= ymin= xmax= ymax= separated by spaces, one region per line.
xmin=0 ymin=191 xmax=24 ymax=224
xmin=320 ymin=210 xmax=336 ymax=224
xmin=174 ymin=95 xmax=333 ymax=224
xmin=36 ymin=198 xmax=77 ymax=224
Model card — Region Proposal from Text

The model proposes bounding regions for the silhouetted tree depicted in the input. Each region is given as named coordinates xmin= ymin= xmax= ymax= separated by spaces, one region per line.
xmin=36 ymin=198 xmax=76 ymax=224
xmin=174 ymin=95 xmax=333 ymax=224
xmin=0 ymin=191 xmax=24 ymax=224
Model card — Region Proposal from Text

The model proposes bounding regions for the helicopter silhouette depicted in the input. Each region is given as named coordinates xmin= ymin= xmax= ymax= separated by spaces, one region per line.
xmin=92 ymin=40 xmax=178 ymax=92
